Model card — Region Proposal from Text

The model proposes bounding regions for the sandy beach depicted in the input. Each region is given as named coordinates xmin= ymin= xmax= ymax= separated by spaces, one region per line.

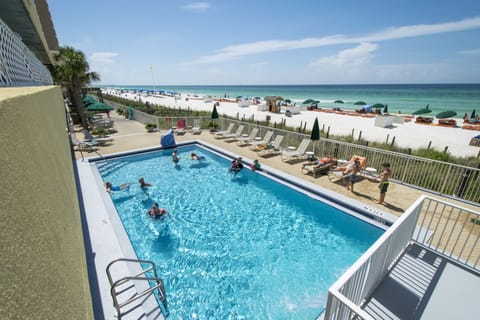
xmin=104 ymin=90 xmax=480 ymax=158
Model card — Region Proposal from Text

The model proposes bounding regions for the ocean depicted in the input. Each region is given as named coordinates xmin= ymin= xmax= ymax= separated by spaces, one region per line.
xmin=103 ymin=84 xmax=480 ymax=118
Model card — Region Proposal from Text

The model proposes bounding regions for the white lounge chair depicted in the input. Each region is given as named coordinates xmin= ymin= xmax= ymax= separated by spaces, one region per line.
xmin=82 ymin=129 xmax=113 ymax=146
xmin=224 ymin=125 xmax=245 ymax=142
xmin=258 ymin=135 xmax=284 ymax=157
xmin=71 ymin=134 xmax=98 ymax=152
xmin=249 ymin=131 xmax=273 ymax=150
xmin=236 ymin=127 xmax=259 ymax=146
xmin=191 ymin=118 xmax=202 ymax=134
xmin=214 ymin=123 xmax=235 ymax=139
xmin=281 ymin=138 xmax=310 ymax=162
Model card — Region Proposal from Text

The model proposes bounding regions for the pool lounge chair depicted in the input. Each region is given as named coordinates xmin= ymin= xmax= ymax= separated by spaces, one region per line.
xmin=236 ymin=127 xmax=259 ymax=146
xmin=281 ymin=138 xmax=310 ymax=162
xmin=175 ymin=119 xmax=187 ymax=135
xmin=191 ymin=118 xmax=202 ymax=134
xmin=70 ymin=134 xmax=98 ymax=152
xmin=249 ymin=131 xmax=273 ymax=150
xmin=214 ymin=123 xmax=235 ymax=139
xmin=302 ymin=157 xmax=337 ymax=178
xmin=258 ymin=135 xmax=284 ymax=157
xmin=82 ymin=129 xmax=113 ymax=146
xmin=224 ymin=125 xmax=245 ymax=142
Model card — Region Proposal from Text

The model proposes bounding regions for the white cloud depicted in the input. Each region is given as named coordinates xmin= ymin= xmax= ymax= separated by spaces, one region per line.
xmin=459 ymin=49 xmax=480 ymax=55
xmin=89 ymin=52 xmax=119 ymax=63
xmin=181 ymin=2 xmax=210 ymax=12
xmin=186 ymin=16 xmax=480 ymax=64
xmin=310 ymin=43 xmax=378 ymax=68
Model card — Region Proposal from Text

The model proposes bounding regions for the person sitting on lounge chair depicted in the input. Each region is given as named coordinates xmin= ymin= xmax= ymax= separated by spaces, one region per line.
xmin=302 ymin=156 xmax=334 ymax=168
xmin=332 ymin=157 xmax=360 ymax=172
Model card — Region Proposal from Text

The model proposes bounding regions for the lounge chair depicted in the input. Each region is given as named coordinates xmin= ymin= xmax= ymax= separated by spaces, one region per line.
xmin=214 ymin=123 xmax=235 ymax=139
xmin=302 ymin=157 xmax=337 ymax=178
xmin=224 ymin=125 xmax=245 ymax=142
xmin=281 ymin=138 xmax=310 ymax=162
xmin=70 ymin=134 xmax=98 ymax=152
xmin=258 ymin=135 xmax=284 ymax=157
xmin=249 ymin=131 xmax=273 ymax=150
xmin=328 ymin=155 xmax=367 ymax=183
xmin=236 ymin=127 xmax=259 ymax=146
xmin=175 ymin=118 xmax=187 ymax=135
xmin=82 ymin=129 xmax=113 ymax=146
xmin=191 ymin=118 xmax=202 ymax=134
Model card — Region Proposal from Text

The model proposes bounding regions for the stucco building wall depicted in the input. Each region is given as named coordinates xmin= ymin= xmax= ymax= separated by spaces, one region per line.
xmin=0 ymin=86 xmax=93 ymax=319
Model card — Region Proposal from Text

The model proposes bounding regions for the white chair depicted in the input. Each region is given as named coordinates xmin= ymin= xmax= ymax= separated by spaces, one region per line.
xmin=191 ymin=119 xmax=201 ymax=134
xmin=249 ymin=131 xmax=273 ymax=150
xmin=258 ymin=135 xmax=284 ymax=157
xmin=214 ymin=123 xmax=235 ymax=139
xmin=224 ymin=125 xmax=245 ymax=142
xmin=281 ymin=138 xmax=310 ymax=162
xmin=236 ymin=127 xmax=259 ymax=146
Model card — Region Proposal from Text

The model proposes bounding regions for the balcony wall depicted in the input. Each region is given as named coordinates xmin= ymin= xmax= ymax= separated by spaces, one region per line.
xmin=0 ymin=86 xmax=93 ymax=319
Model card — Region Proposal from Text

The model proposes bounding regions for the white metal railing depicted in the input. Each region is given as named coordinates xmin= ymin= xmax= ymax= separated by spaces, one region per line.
xmin=323 ymin=196 xmax=480 ymax=320
xmin=0 ymin=18 xmax=53 ymax=86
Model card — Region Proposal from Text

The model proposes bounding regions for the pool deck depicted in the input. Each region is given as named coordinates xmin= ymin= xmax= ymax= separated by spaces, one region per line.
xmin=74 ymin=113 xmax=480 ymax=319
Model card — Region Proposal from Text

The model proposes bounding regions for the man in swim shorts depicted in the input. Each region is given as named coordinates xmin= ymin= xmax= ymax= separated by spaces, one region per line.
xmin=105 ymin=182 xmax=130 ymax=193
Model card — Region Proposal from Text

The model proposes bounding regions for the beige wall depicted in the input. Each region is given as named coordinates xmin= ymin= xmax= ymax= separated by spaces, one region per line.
xmin=0 ymin=86 xmax=93 ymax=319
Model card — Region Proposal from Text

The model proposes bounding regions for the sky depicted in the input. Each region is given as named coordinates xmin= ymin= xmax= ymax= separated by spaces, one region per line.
xmin=48 ymin=0 xmax=480 ymax=85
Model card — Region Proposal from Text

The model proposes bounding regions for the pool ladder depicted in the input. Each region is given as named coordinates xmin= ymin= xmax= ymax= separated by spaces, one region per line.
xmin=106 ymin=258 xmax=169 ymax=318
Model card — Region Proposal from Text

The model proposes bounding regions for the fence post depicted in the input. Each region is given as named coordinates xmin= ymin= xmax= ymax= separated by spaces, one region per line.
xmin=428 ymin=141 xmax=432 ymax=149
xmin=386 ymin=134 xmax=389 ymax=144
xmin=358 ymin=131 xmax=362 ymax=142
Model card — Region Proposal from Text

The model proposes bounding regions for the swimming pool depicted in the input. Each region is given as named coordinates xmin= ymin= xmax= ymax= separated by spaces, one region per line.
xmin=96 ymin=144 xmax=384 ymax=319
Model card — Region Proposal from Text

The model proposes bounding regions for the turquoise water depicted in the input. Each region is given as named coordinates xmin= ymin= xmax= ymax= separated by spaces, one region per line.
xmin=97 ymin=145 xmax=383 ymax=319
xmin=104 ymin=83 xmax=480 ymax=117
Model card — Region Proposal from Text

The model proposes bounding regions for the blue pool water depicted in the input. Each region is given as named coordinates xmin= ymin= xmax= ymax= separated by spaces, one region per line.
xmin=97 ymin=145 xmax=384 ymax=319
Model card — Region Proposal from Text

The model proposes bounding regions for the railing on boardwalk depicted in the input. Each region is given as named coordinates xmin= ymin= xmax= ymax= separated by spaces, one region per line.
xmin=323 ymin=196 xmax=480 ymax=320
xmin=104 ymin=100 xmax=480 ymax=204
xmin=0 ymin=19 xmax=53 ymax=87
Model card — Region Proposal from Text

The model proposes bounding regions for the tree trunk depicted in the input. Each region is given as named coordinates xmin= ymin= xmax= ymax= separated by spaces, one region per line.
xmin=71 ymin=77 xmax=88 ymax=128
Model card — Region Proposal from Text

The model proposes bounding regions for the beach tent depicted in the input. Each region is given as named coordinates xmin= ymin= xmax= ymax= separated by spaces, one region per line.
xmin=361 ymin=105 xmax=372 ymax=113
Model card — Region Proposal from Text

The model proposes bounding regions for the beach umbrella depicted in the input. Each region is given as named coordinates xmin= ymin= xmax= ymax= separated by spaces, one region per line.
xmin=472 ymin=109 xmax=476 ymax=119
xmin=303 ymin=99 xmax=315 ymax=104
xmin=412 ymin=104 xmax=432 ymax=115
xmin=334 ymin=100 xmax=344 ymax=104
xmin=436 ymin=110 xmax=457 ymax=119
xmin=86 ymin=102 xmax=113 ymax=111
xmin=383 ymin=104 xmax=388 ymax=114
xmin=211 ymin=104 xmax=219 ymax=120
xmin=354 ymin=101 xmax=367 ymax=105
xmin=372 ymin=103 xmax=384 ymax=109
xmin=310 ymin=117 xmax=320 ymax=153
xmin=284 ymin=99 xmax=292 ymax=103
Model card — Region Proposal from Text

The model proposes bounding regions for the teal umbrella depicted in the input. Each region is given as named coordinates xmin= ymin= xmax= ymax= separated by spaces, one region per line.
xmin=86 ymin=102 xmax=113 ymax=111
xmin=354 ymin=101 xmax=367 ymax=105
xmin=334 ymin=100 xmax=344 ymax=104
xmin=310 ymin=117 xmax=320 ymax=153
xmin=472 ymin=109 xmax=476 ymax=119
xmin=383 ymin=104 xmax=388 ymax=114
xmin=372 ymin=103 xmax=384 ymax=109
xmin=303 ymin=99 xmax=315 ymax=104
xmin=412 ymin=104 xmax=432 ymax=115
xmin=284 ymin=99 xmax=292 ymax=103
xmin=436 ymin=110 xmax=457 ymax=119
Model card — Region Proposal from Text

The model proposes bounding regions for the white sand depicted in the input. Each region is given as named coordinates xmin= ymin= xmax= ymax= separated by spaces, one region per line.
xmin=105 ymin=90 xmax=480 ymax=158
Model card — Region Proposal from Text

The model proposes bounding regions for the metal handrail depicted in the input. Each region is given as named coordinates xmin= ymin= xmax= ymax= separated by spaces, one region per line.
xmin=106 ymin=258 xmax=168 ymax=317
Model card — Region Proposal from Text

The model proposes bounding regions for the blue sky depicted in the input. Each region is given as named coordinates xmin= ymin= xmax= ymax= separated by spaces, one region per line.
xmin=48 ymin=0 xmax=480 ymax=85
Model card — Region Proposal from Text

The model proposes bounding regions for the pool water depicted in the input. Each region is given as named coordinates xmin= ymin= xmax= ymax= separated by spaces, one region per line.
xmin=97 ymin=145 xmax=383 ymax=319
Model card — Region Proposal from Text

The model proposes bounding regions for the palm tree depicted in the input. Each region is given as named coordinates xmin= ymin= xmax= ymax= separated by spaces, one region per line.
xmin=52 ymin=46 xmax=100 ymax=128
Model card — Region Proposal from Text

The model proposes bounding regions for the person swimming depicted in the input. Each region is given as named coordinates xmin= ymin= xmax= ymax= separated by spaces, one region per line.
xmin=138 ymin=177 xmax=152 ymax=188
xmin=105 ymin=182 xmax=130 ymax=193
xmin=172 ymin=149 xmax=179 ymax=163
xmin=190 ymin=152 xmax=204 ymax=160
xmin=148 ymin=202 xmax=168 ymax=219
xmin=230 ymin=157 xmax=244 ymax=173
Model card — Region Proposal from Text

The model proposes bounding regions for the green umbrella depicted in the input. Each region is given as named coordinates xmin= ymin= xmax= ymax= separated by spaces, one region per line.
xmin=211 ymin=104 xmax=219 ymax=119
xmin=303 ymin=99 xmax=315 ymax=104
xmin=284 ymin=99 xmax=292 ymax=103
xmin=372 ymin=103 xmax=384 ymax=109
xmin=334 ymin=100 xmax=344 ymax=104
xmin=82 ymin=95 xmax=97 ymax=106
xmin=412 ymin=104 xmax=432 ymax=115
xmin=471 ymin=109 xmax=476 ymax=119
xmin=383 ymin=104 xmax=388 ymax=114
xmin=354 ymin=101 xmax=367 ymax=105
xmin=310 ymin=117 xmax=320 ymax=153
xmin=86 ymin=102 xmax=113 ymax=111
